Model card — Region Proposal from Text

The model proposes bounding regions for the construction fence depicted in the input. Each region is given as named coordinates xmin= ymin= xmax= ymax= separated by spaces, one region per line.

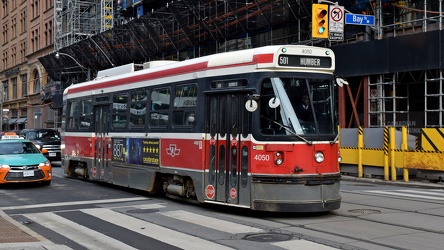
xmin=339 ymin=127 xmax=444 ymax=182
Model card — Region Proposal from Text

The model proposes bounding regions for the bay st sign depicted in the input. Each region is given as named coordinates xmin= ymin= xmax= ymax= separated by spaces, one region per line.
xmin=345 ymin=13 xmax=375 ymax=26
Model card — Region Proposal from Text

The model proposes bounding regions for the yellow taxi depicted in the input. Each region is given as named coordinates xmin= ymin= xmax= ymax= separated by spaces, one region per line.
xmin=0 ymin=132 xmax=52 ymax=185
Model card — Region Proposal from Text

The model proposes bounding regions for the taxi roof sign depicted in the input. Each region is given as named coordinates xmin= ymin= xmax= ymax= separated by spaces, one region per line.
xmin=1 ymin=135 xmax=22 ymax=139
xmin=1 ymin=132 xmax=23 ymax=140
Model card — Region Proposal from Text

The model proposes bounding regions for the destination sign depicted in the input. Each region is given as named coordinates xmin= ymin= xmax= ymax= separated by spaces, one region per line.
xmin=278 ymin=55 xmax=332 ymax=68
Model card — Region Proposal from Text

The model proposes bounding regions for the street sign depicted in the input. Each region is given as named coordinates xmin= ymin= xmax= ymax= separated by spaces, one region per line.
xmin=328 ymin=5 xmax=344 ymax=41
xmin=345 ymin=13 xmax=375 ymax=26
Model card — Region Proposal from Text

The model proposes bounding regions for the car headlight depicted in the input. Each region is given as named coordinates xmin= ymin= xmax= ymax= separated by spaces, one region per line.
xmin=39 ymin=160 xmax=51 ymax=168
xmin=314 ymin=152 xmax=325 ymax=163
xmin=35 ymin=144 xmax=42 ymax=150
xmin=0 ymin=164 xmax=10 ymax=169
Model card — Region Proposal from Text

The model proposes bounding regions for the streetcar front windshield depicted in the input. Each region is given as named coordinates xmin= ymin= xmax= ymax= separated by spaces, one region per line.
xmin=259 ymin=77 xmax=336 ymax=136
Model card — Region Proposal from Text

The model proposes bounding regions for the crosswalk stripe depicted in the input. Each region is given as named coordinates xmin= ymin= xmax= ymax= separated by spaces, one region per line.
xmin=81 ymin=208 xmax=235 ymax=250
xmin=272 ymin=239 xmax=338 ymax=250
xmin=25 ymin=212 xmax=138 ymax=250
xmin=365 ymin=190 xmax=444 ymax=200
xmin=0 ymin=197 xmax=150 ymax=210
xmin=159 ymin=210 xmax=265 ymax=234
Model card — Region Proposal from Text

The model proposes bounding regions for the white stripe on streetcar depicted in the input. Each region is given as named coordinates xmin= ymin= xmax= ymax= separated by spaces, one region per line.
xmin=25 ymin=212 xmax=138 ymax=250
xmin=82 ymin=208 xmax=234 ymax=250
xmin=159 ymin=210 xmax=264 ymax=234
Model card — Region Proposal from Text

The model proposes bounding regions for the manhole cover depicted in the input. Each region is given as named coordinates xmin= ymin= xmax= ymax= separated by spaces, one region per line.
xmin=243 ymin=233 xmax=293 ymax=242
xmin=348 ymin=209 xmax=381 ymax=214
xmin=127 ymin=209 xmax=159 ymax=214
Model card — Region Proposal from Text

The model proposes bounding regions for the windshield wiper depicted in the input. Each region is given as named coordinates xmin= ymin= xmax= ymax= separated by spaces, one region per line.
xmin=330 ymin=133 xmax=340 ymax=145
xmin=260 ymin=115 xmax=312 ymax=145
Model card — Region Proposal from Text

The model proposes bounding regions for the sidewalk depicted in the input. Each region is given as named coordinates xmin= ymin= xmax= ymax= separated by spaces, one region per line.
xmin=0 ymin=210 xmax=70 ymax=250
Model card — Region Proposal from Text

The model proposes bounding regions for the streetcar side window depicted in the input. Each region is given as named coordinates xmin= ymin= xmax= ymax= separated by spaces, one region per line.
xmin=150 ymin=87 xmax=170 ymax=127
xmin=173 ymin=84 xmax=197 ymax=127
xmin=79 ymin=98 xmax=93 ymax=130
xmin=112 ymin=93 xmax=128 ymax=130
xmin=129 ymin=89 xmax=147 ymax=128
xmin=67 ymin=100 xmax=79 ymax=130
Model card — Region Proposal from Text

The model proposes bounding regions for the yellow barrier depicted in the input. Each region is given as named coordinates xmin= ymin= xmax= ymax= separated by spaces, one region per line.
xmin=340 ymin=126 xmax=444 ymax=182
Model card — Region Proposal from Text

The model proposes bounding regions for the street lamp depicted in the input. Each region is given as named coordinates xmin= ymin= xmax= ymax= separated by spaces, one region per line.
xmin=55 ymin=52 xmax=89 ymax=80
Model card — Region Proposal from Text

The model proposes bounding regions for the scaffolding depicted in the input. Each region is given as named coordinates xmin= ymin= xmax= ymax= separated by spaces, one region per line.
xmin=54 ymin=0 xmax=112 ymax=51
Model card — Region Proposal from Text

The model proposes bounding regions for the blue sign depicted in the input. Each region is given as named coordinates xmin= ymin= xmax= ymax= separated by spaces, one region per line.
xmin=345 ymin=13 xmax=375 ymax=26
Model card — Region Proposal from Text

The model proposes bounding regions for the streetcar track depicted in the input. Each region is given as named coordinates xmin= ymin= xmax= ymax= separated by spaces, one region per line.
xmin=341 ymin=190 xmax=444 ymax=217
xmin=254 ymin=188 xmax=444 ymax=249
xmin=265 ymin=217 xmax=410 ymax=250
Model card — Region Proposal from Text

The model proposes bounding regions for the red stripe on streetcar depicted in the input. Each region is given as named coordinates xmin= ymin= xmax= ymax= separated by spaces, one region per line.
xmin=67 ymin=62 xmax=209 ymax=94
xmin=67 ymin=53 xmax=275 ymax=95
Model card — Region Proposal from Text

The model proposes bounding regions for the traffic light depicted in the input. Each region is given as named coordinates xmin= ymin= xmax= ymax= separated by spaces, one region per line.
xmin=312 ymin=4 xmax=329 ymax=39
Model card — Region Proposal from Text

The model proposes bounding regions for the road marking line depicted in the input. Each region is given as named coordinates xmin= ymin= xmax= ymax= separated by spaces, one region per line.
xmin=159 ymin=210 xmax=264 ymax=234
xmin=365 ymin=190 xmax=444 ymax=200
xmin=82 ymin=208 xmax=234 ymax=250
xmin=0 ymin=197 xmax=150 ymax=210
xmin=25 ymin=212 xmax=138 ymax=250
xmin=272 ymin=239 xmax=339 ymax=249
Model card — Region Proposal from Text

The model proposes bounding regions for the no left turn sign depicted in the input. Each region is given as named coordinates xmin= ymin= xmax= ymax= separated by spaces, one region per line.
xmin=329 ymin=6 xmax=344 ymax=32
xmin=329 ymin=5 xmax=344 ymax=41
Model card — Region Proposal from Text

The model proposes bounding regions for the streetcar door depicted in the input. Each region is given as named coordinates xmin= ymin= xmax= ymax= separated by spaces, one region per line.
xmin=205 ymin=94 xmax=247 ymax=205
xmin=94 ymin=105 xmax=110 ymax=181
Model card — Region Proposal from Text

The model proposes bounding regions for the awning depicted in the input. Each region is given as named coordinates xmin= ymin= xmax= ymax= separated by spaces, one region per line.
xmin=16 ymin=118 xmax=27 ymax=124
xmin=8 ymin=118 xmax=17 ymax=124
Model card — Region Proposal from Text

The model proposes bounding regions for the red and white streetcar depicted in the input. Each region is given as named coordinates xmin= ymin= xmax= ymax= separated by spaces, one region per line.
xmin=61 ymin=45 xmax=342 ymax=212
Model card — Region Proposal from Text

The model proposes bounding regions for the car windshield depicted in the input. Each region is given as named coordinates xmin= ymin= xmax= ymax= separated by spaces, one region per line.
xmin=0 ymin=141 xmax=41 ymax=154
xmin=27 ymin=131 xmax=60 ymax=140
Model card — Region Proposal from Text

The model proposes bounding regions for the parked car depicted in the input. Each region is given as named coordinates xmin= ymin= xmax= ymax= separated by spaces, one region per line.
xmin=0 ymin=133 xmax=52 ymax=185
xmin=17 ymin=129 xmax=61 ymax=162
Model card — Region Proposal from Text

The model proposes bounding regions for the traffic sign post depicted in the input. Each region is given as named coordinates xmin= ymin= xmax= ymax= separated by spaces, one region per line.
xmin=328 ymin=5 xmax=344 ymax=41
xmin=345 ymin=13 xmax=375 ymax=26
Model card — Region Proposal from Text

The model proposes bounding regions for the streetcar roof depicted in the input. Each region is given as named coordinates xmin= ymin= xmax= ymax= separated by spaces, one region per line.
xmin=64 ymin=45 xmax=334 ymax=96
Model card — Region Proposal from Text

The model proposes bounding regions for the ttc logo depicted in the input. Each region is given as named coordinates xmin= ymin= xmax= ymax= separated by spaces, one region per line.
xmin=166 ymin=144 xmax=181 ymax=157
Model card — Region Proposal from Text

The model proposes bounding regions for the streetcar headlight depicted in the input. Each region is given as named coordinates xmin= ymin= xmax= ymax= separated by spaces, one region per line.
xmin=275 ymin=152 xmax=283 ymax=165
xmin=338 ymin=156 xmax=342 ymax=163
xmin=314 ymin=152 xmax=324 ymax=163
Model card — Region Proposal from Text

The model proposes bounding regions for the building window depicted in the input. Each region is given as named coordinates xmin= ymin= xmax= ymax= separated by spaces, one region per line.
xmin=20 ymin=9 xmax=26 ymax=33
xmin=20 ymin=41 xmax=26 ymax=63
xmin=12 ymin=16 xmax=17 ymax=38
xmin=2 ymin=80 xmax=8 ymax=101
xmin=33 ymin=70 xmax=40 ymax=94
xmin=21 ymin=74 xmax=27 ymax=98
xmin=12 ymin=77 xmax=17 ymax=100
xmin=2 ymin=1 xmax=8 ymax=17
xmin=11 ymin=46 xmax=16 ymax=66
xmin=2 ymin=23 xmax=7 ymax=44
xmin=2 ymin=51 xmax=7 ymax=70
